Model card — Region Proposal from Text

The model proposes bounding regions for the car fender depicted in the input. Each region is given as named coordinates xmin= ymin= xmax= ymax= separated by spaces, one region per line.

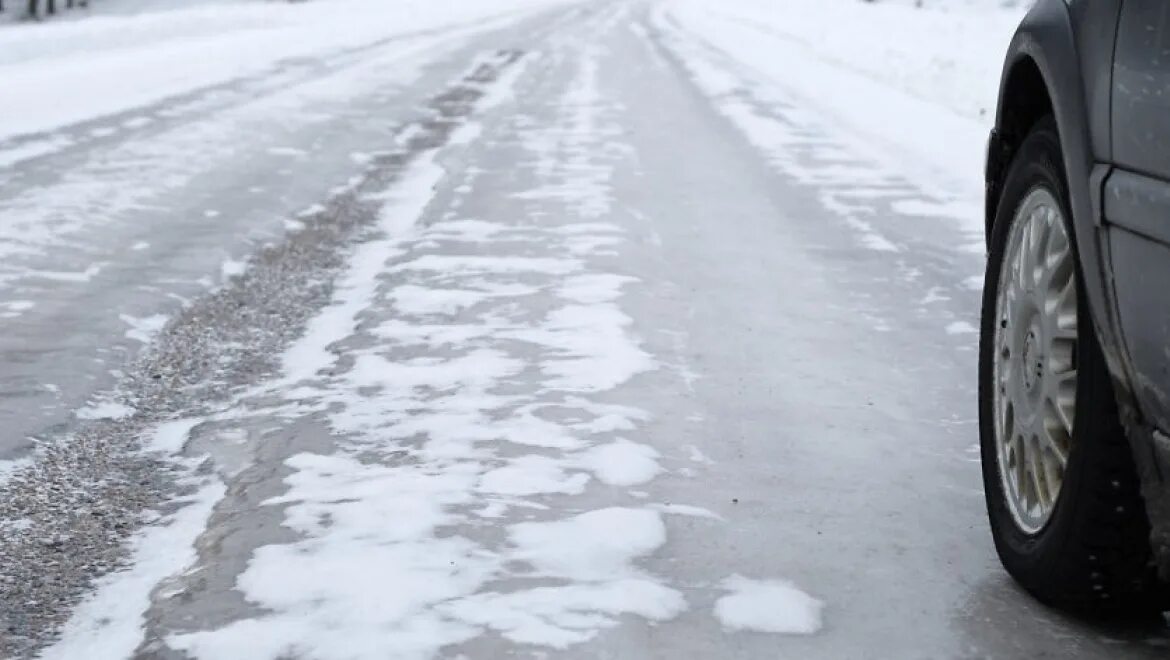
xmin=991 ymin=0 xmax=1133 ymax=395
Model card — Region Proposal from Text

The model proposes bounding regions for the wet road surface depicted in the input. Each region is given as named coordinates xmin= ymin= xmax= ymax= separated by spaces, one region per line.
xmin=2 ymin=2 xmax=1168 ymax=658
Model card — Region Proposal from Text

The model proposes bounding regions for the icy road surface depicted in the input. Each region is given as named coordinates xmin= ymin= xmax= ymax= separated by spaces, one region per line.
xmin=1 ymin=1 xmax=1168 ymax=658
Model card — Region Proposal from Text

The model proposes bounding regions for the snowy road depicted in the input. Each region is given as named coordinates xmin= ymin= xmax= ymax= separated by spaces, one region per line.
xmin=1 ymin=1 xmax=1168 ymax=658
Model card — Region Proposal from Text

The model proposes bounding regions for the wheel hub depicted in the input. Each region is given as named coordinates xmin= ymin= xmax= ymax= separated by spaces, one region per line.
xmin=992 ymin=187 xmax=1079 ymax=535
xmin=1021 ymin=328 xmax=1042 ymax=395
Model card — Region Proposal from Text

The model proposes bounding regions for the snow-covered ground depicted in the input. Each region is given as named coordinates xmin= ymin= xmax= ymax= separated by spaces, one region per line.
xmin=0 ymin=0 xmax=570 ymax=142
xmin=6 ymin=0 xmax=1167 ymax=658
xmin=659 ymin=0 xmax=1025 ymax=237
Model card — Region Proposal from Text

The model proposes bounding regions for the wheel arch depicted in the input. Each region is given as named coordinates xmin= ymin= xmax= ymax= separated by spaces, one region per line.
xmin=986 ymin=2 xmax=1125 ymax=388
xmin=986 ymin=56 xmax=1053 ymax=242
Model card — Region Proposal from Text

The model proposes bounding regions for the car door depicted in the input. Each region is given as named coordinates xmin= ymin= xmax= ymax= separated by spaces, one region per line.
xmin=1107 ymin=0 xmax=1170 ymax=431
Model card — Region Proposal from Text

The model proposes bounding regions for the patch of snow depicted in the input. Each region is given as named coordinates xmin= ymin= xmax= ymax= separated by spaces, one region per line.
xmin=921 ymin=287 xmax=950 ymax=305
xmin=0 ymin=299 xmax=35 ymax=318
xmin=648 ymin=503 xmax=723 ymax=520
xmin=392 ymin=254 xmax=582 ymax=276
xmin=33 ymin=264 xmax=104 ymax=283
xmin=478 ymin=455 xmax=590 ymax=496
xmin=120 ymin=313 xmax=169 ymax=343
xmin=297 ymin=203 xmax=327 ymax=218
xmin=147 ymin=418 xmax=202 ymax=455
xmin=219 ymin=258 xmax=247 ymax=280
xmin=265 ymin=146 xmax=307 ymax=158
xmin=76 ymin=401 xmax=135 ymax=421
xmin=510 ymin=507 xmax=667 ymax=580
xmin=946 ymin=321 xmax=978 ymax=335
xmin=557 ymin=273 xmax=637 ymax=304
xmin=713 ymin=575 xmax=824 ymax=635
xmin=686 ymin=444 xmax=714 ymax=464
xmin=389 ymin=284 xmax=490 ymax=317
xmin=843 ymin=217 xmax=900 ymax=253
xmin=444 ymin=578 xmax=685 ymax=649
xmin=0 ymin=457 xmax=33 ymax=488
xmin=0 ymin=135 xmax=75 ymax=167
xmin=574 ymin=438 xmax=661 ymax=486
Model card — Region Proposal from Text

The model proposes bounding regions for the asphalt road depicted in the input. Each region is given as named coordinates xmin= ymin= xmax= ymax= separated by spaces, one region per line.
xmin=1 ymin=2 xmax=1168 ymax=658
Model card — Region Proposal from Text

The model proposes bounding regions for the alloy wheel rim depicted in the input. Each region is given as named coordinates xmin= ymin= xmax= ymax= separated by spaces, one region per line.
xmin=993 ymin=186 xmax=1078 ymax=535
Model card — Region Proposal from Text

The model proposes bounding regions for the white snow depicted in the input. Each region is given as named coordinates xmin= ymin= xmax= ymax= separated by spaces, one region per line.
xmin=713 ymin=575 xmax=824 ymax=635
xmin=0 ymin=2 xmax=571 ymax=295
xmin=0 ymin=0 xmax=572 ymax=143
xmin=511 ymin=507 xmax=667 ymax=580
xmin=655 ymin=0 xmax=1024 ymax=248
xmin=648 ymin=503 xmax=723 ymax=520
xmin=120 ymin=313 xmax=169 ymax=343
xmin=0 ymin=457 xmax=33 ymax=489
xmin=445 ymin=578 xmax=684 ymax=649
xmin=75 ymin=401 xmax=135 ymax=421
xmin=661 ymin=0 xmax=1022 ymax=202
xmin=33 ymin=264 xmax=104 ymax=283
xmin=0 ymin=299 xmax=34 ymax=318
xmin=478 ymin=455 xmax=590 ymax=496
xmin=278 ymin=153 xmax=446 ymax=385
xmin=574 ymin=438 xmax=661 ymax=486
xmin=147 ymin=418 xmax=202 ymax=455
xmin=218 ymin=258 xmax=247 ymax=281
xmin=946 ymin=321 xmax=978 ymax=335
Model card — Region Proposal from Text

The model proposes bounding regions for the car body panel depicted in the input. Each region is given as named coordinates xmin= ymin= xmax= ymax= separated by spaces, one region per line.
xmin=1113 ymin=0 xmax=1170 ymax=181
xmin=1108 ymin=0 xmax=1170 ymax=437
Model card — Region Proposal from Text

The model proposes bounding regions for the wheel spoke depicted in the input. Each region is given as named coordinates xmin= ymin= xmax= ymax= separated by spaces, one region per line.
xmin=1028 ymin=440 xmax=1050 ymax=511
xmin=1047 ymin=391 xmax=1075 ymax=438
xmin=1038 ymin=423 xmax=1070 ymax=469
xmin=1033 ymin=209 xmax=1056 ymax=289
xmin=1054 ymin=285 xmax=1077 ymax=340
xmin=999 ymin=398 xmax=1015 ymax=446
xmin=1018 ymin=214 xmax=1036 ymax=292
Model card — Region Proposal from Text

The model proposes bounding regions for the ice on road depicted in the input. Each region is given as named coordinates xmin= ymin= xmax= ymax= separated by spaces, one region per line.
xmin=1 ymin=0 xmax=1168 ymax=659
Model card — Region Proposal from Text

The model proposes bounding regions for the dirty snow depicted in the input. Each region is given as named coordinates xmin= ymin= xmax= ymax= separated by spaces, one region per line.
xmin=41 ymin=478 xmax=225 ymax=660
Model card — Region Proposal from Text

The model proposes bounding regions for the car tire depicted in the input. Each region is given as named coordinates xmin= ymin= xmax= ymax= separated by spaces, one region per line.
xmin=979 ymin=117 xmax=1165 ymax=614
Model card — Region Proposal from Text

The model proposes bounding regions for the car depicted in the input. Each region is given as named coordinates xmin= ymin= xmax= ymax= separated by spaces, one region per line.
xmin=980 ymin=0 xmax=1170 ymax=614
